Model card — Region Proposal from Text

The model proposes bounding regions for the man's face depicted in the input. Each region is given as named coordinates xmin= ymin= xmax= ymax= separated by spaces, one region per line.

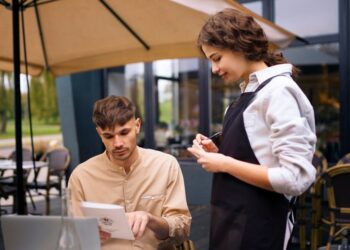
xmin=96 ymin=118 xmax=141 ymax=163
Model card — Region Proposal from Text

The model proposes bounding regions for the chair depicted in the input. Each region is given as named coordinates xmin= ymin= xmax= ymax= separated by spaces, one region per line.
xmin=0 ymin=147 xmax=33 ymax=177
xmin=0 ymin=176 xmax=17 ymax=214
xmin=27 ymin=147 xmax=71 ymax=215
xmin=175 ymin=239 xmax=196 ymax=250
xmin=0 ymin=147 xmax=37 ymax=210
xmin=311 ymin=164 xmax=350 ymax=250
xmin=337 ymin=152 xmax=350 ymax=165
xmin=296 ymin=150 xmax=328 ymax=250
xmin=8 ymin=147 xmax=34 ymax=162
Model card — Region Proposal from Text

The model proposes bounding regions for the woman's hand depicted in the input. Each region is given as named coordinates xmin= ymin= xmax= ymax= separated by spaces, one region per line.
xmin=193 ymin=133 xmax=219 ymax=153
xmin=188 ymin=145 xmax=229 ymax=173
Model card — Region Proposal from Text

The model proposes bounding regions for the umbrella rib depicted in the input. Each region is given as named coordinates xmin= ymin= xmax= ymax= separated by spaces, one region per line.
xmin=99 ymin=0 xmax=150 ymax=50
xmin=0 ymin=0 xmax=11 ymax=8
xmin=33 ymin=0 xmax=49 ymax=70
xmin=23 ymin=0 xmax=58 ymax=9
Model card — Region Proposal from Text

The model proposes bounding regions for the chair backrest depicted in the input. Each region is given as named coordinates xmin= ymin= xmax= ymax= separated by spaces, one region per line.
xmin=176 ymin=239 xmax=196 ymax=250
xmin=45 ymin=147 xmax=71 ymax=177
xmin=337 ymin=152 xmax=350 ymax=165
xmin=320 ymin=164 xmax=350 ymax=221
xmin=9 ymin=147 xmax=33 ymax=161
xmin=312 ymin=150 xmax=328 ymax=176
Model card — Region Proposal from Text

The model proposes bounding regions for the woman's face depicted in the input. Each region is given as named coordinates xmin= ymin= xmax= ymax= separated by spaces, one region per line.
xmin=202 ymin=44 xmax=250 ymax=83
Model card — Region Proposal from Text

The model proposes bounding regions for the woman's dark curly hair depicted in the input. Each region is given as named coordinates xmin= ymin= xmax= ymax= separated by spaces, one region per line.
xmin=197 ymin=8 xmax=299 ymax=79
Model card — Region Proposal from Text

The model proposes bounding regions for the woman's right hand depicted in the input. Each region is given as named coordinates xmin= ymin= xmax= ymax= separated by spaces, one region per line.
xmin=194 ymin=133 xmax=219 ymax=153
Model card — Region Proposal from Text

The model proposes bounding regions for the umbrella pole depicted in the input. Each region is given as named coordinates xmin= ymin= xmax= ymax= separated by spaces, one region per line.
xmin=12 ymin=0 xmax=27 ymax=215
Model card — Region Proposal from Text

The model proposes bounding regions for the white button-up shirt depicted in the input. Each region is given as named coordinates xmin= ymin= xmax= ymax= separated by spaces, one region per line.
xmin=240 ymin=64 xmax=317 ymax=197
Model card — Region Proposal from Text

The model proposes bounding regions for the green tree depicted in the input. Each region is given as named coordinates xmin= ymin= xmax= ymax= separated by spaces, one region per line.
xmin=29 ymin=70 xmax=58 ymax=123
xmin=0 ymin=71 xmax=14 ymax=133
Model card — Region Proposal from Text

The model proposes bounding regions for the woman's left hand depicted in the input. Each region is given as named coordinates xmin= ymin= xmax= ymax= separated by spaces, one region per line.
xmin=187 ymin=146 xmax=229 ymax=173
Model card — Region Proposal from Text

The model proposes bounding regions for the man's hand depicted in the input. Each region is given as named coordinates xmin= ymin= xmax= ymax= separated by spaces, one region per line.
xmin=126 ymin=211 xmax=170 ymax=240
xmin=99 ymin=228 xmax=111 ymax=244
xmin=127 ymin=211 xmax=151 ymax=240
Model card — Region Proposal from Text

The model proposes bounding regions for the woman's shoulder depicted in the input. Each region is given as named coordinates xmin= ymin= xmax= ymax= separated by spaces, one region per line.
xmin=260 ymin=75 xmax=306 ymax=100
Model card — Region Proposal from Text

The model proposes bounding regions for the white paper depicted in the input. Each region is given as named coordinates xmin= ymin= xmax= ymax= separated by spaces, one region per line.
xmin=80 ymin=201 xmax=135 ymax=240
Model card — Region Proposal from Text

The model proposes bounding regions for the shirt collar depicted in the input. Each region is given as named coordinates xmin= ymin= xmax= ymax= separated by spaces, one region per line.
xmin=241 ymin=63 xmax=293 ymax=92
xmin=103 ymin=147 xmax=141 ymax=174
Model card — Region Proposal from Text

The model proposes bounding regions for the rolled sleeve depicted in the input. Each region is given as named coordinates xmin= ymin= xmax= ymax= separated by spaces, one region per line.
xmin=161 ymin=159 xmax=191 ymax=242
xmin=163 ymin=214 xmax=191 ymax=239
xmin=265 ymin=86 xmax=317 ymax=196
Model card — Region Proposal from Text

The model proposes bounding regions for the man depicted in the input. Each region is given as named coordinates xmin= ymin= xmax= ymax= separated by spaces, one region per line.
xmin=68 ymin=96 xmax=191 ymax=250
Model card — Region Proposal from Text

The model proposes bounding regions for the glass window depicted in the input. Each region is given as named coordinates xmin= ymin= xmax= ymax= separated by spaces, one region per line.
xmin=107 ymin=63 xmax=145 ymax=146
xmin=282 ymin=43 xmax=339 ymax=66
xmin=283 ymin=43 xmax=340 ymax=163
xmin=154 ymin=59 xmax=199 ymax=159
xmin=210 ymin=74 xmax=241 ymax=135
xmin=275 ymin=0 xmax=338 ymax=37
xmin=242 ymin=1 xmax=263 ymax=16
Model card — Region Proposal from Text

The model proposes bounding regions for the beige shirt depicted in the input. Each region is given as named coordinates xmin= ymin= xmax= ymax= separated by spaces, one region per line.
xmin=68 ymin=147 xmax=191 ymax=250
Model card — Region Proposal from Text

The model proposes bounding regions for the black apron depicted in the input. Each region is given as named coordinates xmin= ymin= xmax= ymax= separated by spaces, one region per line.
xmin=209 ymin=78 xmax=290 ymax=250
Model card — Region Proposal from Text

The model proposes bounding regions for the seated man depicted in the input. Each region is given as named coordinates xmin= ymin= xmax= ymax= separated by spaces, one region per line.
xmin=68 ymin=96 xmax=191 ymax=250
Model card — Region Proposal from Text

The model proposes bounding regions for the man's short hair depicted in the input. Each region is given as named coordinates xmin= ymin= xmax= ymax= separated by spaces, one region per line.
xmin=92 ymin=95 xmax=136 ymax=129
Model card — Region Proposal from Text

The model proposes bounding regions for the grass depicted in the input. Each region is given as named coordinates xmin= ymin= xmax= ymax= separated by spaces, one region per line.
xmin=0 ymin=119 xmax=61 ymax=139
xmin=159 ymin=100 xmax=172 ymax=125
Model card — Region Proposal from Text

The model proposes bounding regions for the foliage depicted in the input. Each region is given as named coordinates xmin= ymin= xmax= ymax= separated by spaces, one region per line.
xmin=0 ymin=72 xmax=14 ymax=133
xmin=0 ymin=119 xmax=61 ymax=139
xmin=159 ymin=99 xmax=172 ymax=125
xmin=0 ymin=70 xmax=60 ymax=135
xmin=29 ymin=70 xmax=59 ymax=123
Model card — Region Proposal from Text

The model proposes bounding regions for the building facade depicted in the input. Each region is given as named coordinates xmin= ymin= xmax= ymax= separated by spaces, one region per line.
xmin=56 ymin=0 xmax=350 ymax=204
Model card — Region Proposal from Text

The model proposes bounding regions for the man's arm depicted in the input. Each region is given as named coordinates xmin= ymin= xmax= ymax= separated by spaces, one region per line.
xmin=127 ymin=211 xmax=169 ymax=240
xmin=160 ymin=158 xmax=191 ymax=242
xmin=127 ymin=157 xmax=191 ymax=242
xmin=68 ymin=169 xmax=112 ymax=245
xmin=67 ymin=170 xmax=85 ymax=217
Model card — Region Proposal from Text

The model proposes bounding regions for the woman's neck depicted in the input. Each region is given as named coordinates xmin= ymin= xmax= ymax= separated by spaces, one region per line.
xmin=243 ymin=60 xmax=268 ymax=83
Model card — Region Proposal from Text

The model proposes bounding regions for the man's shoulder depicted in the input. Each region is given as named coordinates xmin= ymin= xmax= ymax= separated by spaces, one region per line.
xmin=73 ymin=153 xmax=105 ymax=174
xmin=140 ymin=147 xmax=176 ymax=160
xmin=138 ymin=147 xmax=179 ymax=168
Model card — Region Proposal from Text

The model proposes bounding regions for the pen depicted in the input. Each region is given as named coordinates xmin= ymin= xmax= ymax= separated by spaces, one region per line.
xmin=209 ymin=131 xmax=222 ymax=140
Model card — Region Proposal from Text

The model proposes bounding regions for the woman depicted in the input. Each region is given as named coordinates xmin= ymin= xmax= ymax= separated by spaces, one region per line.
xmin=187 ymin=8 xmax=316 ymax=250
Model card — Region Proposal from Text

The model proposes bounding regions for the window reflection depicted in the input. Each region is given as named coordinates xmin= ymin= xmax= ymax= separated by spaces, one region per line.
xmin=154 ymin=59 xmax=199 ymax=159
xmin=283 ymin=43 xmax=340 ymax=163
xmin=298 ymin=64 xmax=340 ymax=164
xmin=210 ymin=75 xmax=241 ymax=135
xmin=107 ymin=63 xmax=145 ymax=146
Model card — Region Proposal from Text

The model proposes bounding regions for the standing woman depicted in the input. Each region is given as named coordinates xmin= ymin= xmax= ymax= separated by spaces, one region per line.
xmin=187 ymin=8 xmax=316 ymax=250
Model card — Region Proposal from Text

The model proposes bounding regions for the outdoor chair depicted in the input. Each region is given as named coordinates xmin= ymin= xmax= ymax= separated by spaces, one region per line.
xmin=337 ymin=152 xmax=350 ymax=165
xmin=175 ymin=239 xmax=196 ymax=250
xmin=0 ymin=176 xmax=17 ymax=214
xmin=27 ymin=146 xmax=71 ymax=215
xmin=311 ymin=163 xmax=350 ymax=250
xmin=0 ymin=147 xmax=33 ymax=176
xmin=1 ymin=147 xmax=36 ymax=210
xmin=296 ymin=150 xmax=328 ymax=250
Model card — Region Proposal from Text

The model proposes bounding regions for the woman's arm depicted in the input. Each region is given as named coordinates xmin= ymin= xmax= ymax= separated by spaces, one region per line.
xmin=187 ymin=147 xmax=274 ymax=191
